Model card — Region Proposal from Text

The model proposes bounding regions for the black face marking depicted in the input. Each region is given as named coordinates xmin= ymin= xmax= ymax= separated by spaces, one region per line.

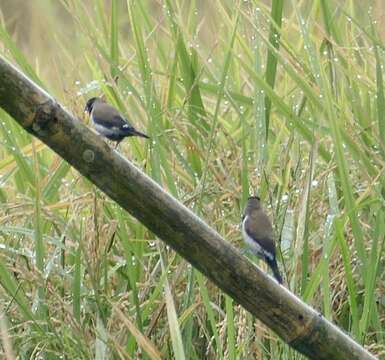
xmin=86 ymin=97 xmax=149 ymax=143
xmin=84 ymin=97 xmax=98 ymax=114
xmin=248 ymin=196 xmax=260 ymax=201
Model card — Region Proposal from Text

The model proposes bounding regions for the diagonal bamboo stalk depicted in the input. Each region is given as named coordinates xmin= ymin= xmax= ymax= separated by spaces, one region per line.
xmin=0 ymin=55 xmax=377 ymax=360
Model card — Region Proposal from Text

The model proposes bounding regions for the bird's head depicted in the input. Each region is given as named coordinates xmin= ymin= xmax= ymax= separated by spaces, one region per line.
xmin=246 ymin=196 xmax=262 ymax=211
xmin=84 ymin=97 xmax=100 ymax=114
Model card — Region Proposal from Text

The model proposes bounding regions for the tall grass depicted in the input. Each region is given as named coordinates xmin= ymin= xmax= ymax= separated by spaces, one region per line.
xmin=0 ymin=0 xmax=384 ymax=358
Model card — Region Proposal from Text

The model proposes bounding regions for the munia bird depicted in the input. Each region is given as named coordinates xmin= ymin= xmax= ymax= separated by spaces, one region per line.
xmin=85 ymin=97 xmax=149 ymax=147
xmin=242 ymin=196 xmax=283 ymax=284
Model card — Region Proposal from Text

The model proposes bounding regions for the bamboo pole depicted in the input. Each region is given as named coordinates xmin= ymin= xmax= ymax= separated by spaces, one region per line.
xmin=0 ymin=56 xmax=377 ymax=360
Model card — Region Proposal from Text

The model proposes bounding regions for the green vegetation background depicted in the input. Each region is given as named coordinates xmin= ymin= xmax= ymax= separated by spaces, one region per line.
xmin=0 ymin=0 xmax=384 ymax=358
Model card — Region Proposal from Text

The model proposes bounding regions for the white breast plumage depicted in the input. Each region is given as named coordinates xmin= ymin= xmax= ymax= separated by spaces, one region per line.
xmin=242 ymin=216 xmax=274 ymax=261
xmin=242 ymin=216 xmax=263 ymax=256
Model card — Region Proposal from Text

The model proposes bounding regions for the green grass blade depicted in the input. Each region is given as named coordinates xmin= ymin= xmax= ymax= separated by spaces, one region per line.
xmin=225 ymin=295 xmax=236 ymax=360
xmin=295 ymin=3 xmax=367 ymax=273
xmin=359 ymin=210 xmax=384 ymax=340
xmin=110 ymin=0 xmax=119 ymax=78
xmin=0 ymin=260 xmax=40 ymax=332
xmin=32 ymin=140 xmax=46 ymax=321
xmin=373 ymin=35 xmax=385 ymax=144
xmin=196 ymin=272 xmax=223 ymax=359
xmin=264 ymin=0 xmax=284 ymax=135
xmin=164 ymin=0 xmax=208 ymax=131
xmin=73 ymin=243 xmax=81 ymax=324
xmin=42 ymin=159 xmax=71 ymax=202
xmin=319 ymin=0 xmax=342 ymax=45
xmin=0 ymin=110 xmax=36 ymax=189
xmin=0 ymin=23 xmax=45 ymax=88
xmin=159 ymin=247 xmax=186 ymax=360
xmin=334 ymin=218 xmax=359 ymax=337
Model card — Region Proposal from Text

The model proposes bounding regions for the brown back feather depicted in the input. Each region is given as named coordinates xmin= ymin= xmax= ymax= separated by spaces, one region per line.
xmin=92 ymin=101 xmax=129 ymax=127
xmin=245 ymin=209 xmax=275 ymax=256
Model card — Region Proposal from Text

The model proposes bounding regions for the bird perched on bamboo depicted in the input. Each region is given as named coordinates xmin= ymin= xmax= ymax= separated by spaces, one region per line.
xmin=242 ymin=196 xmax=283 ymax=284
xmin=84 ymin=97 xmax=149 ymax=147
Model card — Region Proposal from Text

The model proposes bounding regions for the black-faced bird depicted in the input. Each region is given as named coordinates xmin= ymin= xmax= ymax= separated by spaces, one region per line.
xmin=84 ymin=97 xmax=149 ymax=147
xmin=242 ymin=196 xmax=283 ymax=284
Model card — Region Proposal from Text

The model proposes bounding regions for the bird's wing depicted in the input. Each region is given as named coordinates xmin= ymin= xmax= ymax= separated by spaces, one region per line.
xmin=113 ymin=116 xmax=135 ymax=132
xmin=244 ymin=213 xmax=275 ymax=257
xmin=92 ymin=103 xmax=132 ymax=129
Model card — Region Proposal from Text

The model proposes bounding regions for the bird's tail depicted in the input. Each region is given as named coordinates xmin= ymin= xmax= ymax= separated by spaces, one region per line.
xmin=265 ymin=256 xmax=283 ymax=284
xmin=132 ymin=129 xmax=150 ymax=139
